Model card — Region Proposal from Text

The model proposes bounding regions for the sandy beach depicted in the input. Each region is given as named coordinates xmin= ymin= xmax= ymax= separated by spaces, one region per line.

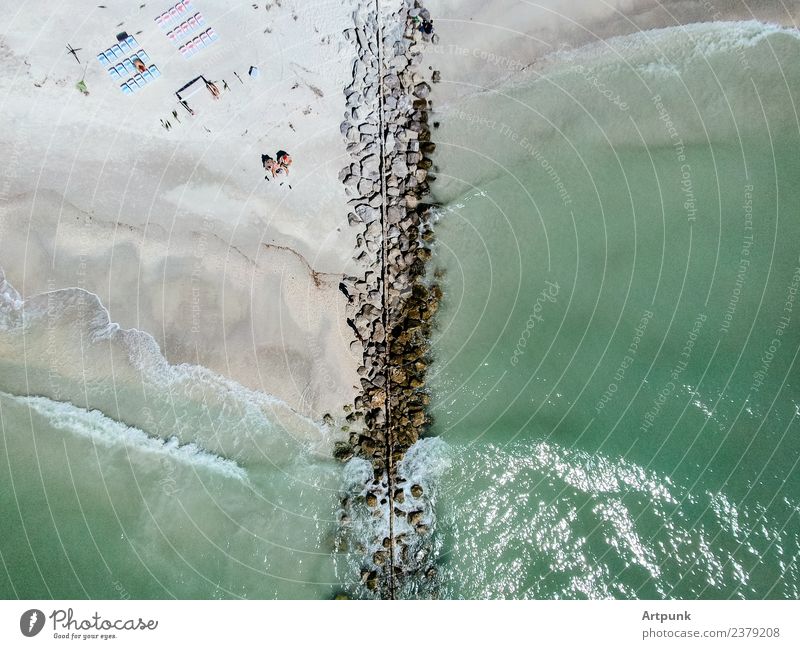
xmin=0 ymin=0 xmax=363 ymax=418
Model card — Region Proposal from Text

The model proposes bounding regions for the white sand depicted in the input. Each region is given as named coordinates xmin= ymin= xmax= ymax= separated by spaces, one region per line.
xmin=0 ymin=0 xmax=363 ymax=417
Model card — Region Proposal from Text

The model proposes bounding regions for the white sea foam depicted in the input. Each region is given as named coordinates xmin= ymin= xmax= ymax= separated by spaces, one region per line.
xmin=2 ymin=390 xmax=248 ymax=481
xmin=0 ymin=269 xmax=328 ymax=464
xmin=551 ymin=20 xmax=800 ymax=72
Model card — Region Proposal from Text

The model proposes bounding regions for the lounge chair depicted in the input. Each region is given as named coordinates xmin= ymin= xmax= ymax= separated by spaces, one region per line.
xmin=121 ymin=83 xmax=133 ymax=95
xmin=97 ymin=52 xmax=108 ymax=65
xmin=149 ymin=65 xmax=161 ymax=78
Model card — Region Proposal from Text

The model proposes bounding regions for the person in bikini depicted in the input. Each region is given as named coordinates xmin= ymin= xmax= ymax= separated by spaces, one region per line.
xmin=274 ymin=150 xmax=292 ymax=188
xmin=262 ymin=151 xmax=292 ymax=188
xmin=276 ymin=150 xmax=292 ymax=169
xmin=262 ymin=154 xmax=278 ymax=179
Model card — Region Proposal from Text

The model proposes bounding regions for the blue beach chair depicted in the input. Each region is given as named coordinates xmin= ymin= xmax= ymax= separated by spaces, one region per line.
xmin=121 ymin=83 xmax=133 ymax=95
xmin=97 ymin=52 xmax=108 ymax=65
xmin=148 ymin=65 xmax=161 ymax=78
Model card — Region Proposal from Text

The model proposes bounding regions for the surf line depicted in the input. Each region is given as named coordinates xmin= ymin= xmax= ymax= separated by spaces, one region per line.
xmin=336 ymin=0 xmax=440 ymax=598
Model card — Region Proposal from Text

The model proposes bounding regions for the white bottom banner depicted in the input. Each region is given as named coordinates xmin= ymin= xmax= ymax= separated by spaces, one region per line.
xmin=1 ymin=600 xmax=799 ymax=648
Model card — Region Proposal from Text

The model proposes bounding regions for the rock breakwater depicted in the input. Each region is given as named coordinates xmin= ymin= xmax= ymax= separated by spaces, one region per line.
xmin=335 ymin=0 xmax=440 ymax=598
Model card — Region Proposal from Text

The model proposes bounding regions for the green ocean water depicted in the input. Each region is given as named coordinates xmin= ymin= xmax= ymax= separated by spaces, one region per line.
xmin=426 ymin=22 xmax=800 ymax=598
xmin=2 ymin=20 xmax=800 ymax=601
xmin=0 ymin=281 xmax=351 ymax=599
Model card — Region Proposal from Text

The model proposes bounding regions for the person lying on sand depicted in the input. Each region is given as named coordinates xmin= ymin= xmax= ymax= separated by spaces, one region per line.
xmin=262 ymin=154 xmax=278 ymax=179
xmin=205 ymin=80 xmax=220 ymax=99
xmin=273 ymin=151 xmax=292 ymax=188
xmin=276 ymin=150 xmax=292 ymax=169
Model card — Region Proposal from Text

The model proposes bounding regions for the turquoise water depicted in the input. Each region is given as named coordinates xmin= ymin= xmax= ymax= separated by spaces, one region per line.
xmin=427 ymin=22 xmax=800 ymax=598
xmin=2 ymin=21 xmax=800 ymax=601
xmin=0 ymin=276 xmax=353 ymax=599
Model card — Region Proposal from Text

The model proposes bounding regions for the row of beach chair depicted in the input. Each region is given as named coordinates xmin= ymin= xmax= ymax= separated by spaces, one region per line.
xmin=156 ymin=1 xmax=219 ymax=59
xmin=165 ymin=11 xmax=207 ymax=42
xmin=96 ymin=35 xmax=140 ymax=65
xmin=97 ymin=37 xmax=161 ymax=94
xmin=178 ymin=28 xmax=219 ymax=58
xmin=120 ymin=66 xmax=162 ymax=95
xmin=155 ymin=0 xmax=196 ymax=29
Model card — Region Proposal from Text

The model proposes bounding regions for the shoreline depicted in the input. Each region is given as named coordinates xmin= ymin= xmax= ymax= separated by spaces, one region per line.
xmin=0 ymin=0 xmax=364 ymax=421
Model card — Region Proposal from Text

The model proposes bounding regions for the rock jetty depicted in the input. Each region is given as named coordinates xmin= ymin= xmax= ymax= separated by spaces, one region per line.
xmin=335 ymin=0 xmax=440 ymax=598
